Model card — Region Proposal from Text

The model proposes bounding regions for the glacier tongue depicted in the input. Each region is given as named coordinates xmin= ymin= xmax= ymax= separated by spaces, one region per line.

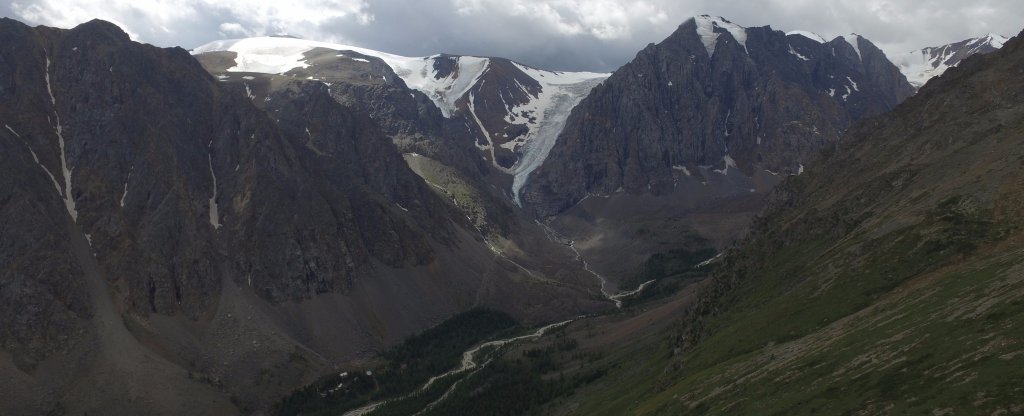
xmin=505 ymin=64 xmax=608 ymax=205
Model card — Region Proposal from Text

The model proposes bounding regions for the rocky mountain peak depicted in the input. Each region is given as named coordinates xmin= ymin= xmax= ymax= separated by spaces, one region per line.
xmin=521 ymin=17 xmax=914 ymax=218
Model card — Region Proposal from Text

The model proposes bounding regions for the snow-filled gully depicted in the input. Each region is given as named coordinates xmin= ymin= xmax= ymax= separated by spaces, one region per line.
xmin=207 ymin=149 xmax=222 ymax=230
xmin=45 ymin=57 xmax=79 ymax=222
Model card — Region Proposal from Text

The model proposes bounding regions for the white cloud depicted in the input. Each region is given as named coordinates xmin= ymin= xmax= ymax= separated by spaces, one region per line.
xmin=3 ymin=0 xmax=1021 ymax=71
xmin=451 ymin=0 xmax=670 ymax=39
xmin=9 ymin=0 xmax=373 ymax=45
xmin=218 ymin=22 xmax=252 ymax=37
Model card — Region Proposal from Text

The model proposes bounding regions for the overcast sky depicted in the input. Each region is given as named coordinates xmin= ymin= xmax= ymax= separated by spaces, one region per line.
xmin=3 ymin=0 xmax=1022 ymax=72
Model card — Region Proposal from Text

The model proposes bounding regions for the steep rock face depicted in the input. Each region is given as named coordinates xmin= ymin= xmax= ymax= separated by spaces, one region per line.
xmin=230 ymin=80 xmax=449 ymax=302
xmin=193 ymin=38 xmax=609 ymax=275
xmin=194 ymin=46 xmax=488 ymax=178
xmin=895 ymin=33 xmax=1008 ymax=88
xmin=522 ymin=16 xmax=915 ymax=217
xmin=194 ymin=48 xmax=534 ymax=257
xmin=0 ymin=18 xmax=451 ymax=318
xmin=0 ymin=18 xmax=606 ymax=415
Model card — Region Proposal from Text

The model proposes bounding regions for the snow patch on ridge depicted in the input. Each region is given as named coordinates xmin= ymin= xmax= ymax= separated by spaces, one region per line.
xmin=843 ymin=35 xmax=863 ymax=60
xmin=787 ymin=30 xmax=826 ymax=43
xmin=192 ymin=37 xmax=493 ymax=118
xmin=893 ymin=34 xmax=1008 ymax=89
xmin=693 ymin=15 xmax=748 ymax=57
xmin=418 ymin=56 xmax=490 ymax=117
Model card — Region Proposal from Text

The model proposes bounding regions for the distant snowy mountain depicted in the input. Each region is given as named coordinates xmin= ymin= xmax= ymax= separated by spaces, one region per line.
xmin=192 ymin=37 xmax=608 ymax=200
xmin=894 ymin=34 xmax=1007 ymax=89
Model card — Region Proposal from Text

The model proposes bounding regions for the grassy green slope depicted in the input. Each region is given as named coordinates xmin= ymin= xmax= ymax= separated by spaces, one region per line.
xmin=555 ymin=31 xmax=1024 ymax=415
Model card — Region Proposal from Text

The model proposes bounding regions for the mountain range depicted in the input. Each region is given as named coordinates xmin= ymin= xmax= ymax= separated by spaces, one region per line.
xmin=0 ymin=12 xmax=1017 ymax=416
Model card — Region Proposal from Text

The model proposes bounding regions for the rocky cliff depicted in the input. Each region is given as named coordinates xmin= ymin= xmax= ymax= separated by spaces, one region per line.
xmin=522 ymin=16 xmax=915 ymax=218
xmin=0 ymin=18 xmax=603 ymax=415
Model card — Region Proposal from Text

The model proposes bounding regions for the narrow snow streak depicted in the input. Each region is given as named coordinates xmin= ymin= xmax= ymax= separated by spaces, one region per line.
xmin=26 ymin=144 xmax=64 ymax=196
xmin=208 ymin=152 xmax=222 ymax=229
xmin=788 ymin=45 xmax=810 ymax=61
xmin=6 ymin=122 xmax=60 ymax=194
xmin=45 ymin=57 xmax=78 ymax=221
xmin=120 ymin=166 xmax=133 ymax=208
xmin=467 ymin=91 xmax=512 ymax=174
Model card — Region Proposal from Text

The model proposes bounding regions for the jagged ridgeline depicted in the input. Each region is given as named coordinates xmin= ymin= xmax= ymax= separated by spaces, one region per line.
xmin=523 ymin=16 xmax=915 ymax=217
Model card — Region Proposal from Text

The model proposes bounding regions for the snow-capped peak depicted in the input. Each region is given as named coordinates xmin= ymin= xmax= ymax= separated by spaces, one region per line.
xmin=980 ymin=33 xmax=1008 ymax=49
xmin=842 ymin=34 xmax=863 ymax=60
xmin=786 ymin=30 xmax=827 ymax=43
xmin=893 ymin=33 xmax=1008 ymax=89
xmin=192 ymin=36 xmax=495 ymax=117
xmin=975 ymin=33 xmax=1008 ymax=51
xmin=193 ymin=35 xmax=609 ymax=203
xmin=693 ymin=15 xmax=748 ymax=57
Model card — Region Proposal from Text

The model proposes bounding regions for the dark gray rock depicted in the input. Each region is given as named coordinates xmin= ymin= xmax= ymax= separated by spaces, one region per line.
xmin=522 ymin=17 xmax=915 ymax=217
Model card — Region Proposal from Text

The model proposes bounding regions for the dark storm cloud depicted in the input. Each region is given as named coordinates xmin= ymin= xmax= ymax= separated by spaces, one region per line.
xmin=4 ymin=0 xmax=1023 ymax=72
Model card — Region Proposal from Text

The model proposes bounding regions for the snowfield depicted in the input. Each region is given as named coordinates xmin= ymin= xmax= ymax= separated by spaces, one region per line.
xmin=193 ymin=36 xmax=609 ymax=198
xmin=893 ymin=34 xmax=1008 ymax=89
